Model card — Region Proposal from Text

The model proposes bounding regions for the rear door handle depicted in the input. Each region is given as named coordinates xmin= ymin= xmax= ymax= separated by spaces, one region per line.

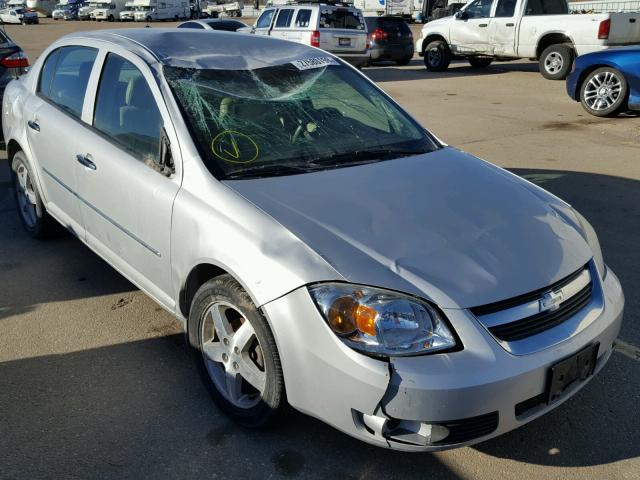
xmin=27 ymin=120 xmax=39 ymax=132
xmin=479 ymin=23 xmax=488 ymax=27
xmin=76 ymin=154 xmax=96 ymax=170
xmin=506 ymin=22 xmax=515 ymax=26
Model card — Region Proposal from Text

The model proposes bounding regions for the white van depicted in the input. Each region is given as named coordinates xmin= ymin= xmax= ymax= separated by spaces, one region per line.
xmin=247 ymin=1 xmax=369 ymax=67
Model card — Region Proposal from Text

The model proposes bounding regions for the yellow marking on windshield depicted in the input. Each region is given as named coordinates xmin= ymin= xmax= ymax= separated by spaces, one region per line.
xmin=211 ymin=130 xmax=259 ymax=164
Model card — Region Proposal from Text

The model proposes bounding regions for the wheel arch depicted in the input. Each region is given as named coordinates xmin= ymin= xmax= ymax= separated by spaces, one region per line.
xmin=421 ymin=34 xmax=448 ymax=54
xmin=6 ymin=138 xmax=22 ymax=162
xmin=536 ymin=32 xmax=574 ymax=59
xmin=180 ymin=262 xmax=230 ymax=320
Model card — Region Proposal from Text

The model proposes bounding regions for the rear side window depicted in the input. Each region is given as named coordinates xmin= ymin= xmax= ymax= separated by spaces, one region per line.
xmin=295 ymin=9 xmax=311 ymax=27
xmin=275 ymin=8 xmax=294 ymax=28
xmin=495 ymin=0 xmax=517 ymax=16
xmin=93 ymin=53 xmax=163 ymax=164
xmin=525 ymin=0 xmax=568 ymax=15
xmin=256 ymin=9 xmax=275 ymax=28
xmin=38 ymin=48 xmax=61 ymax=97
xmin=42 ymin=46 xmax=98 ymax=118
xmin=320 ymin=8 xmax=365 ymax=30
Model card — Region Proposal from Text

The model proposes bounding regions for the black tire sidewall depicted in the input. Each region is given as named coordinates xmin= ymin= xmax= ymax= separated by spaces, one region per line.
xmin=187 ymin=274 xmax=285 ymax=428
xmin=539 ymin=44 xmax=574 ymax=80
xmin=11 ymin=152 xmax=53 ymax=238
xmin=579 ymin=67 xmax=628 ymax=117
xmin=424 ymin=40 xmax=451 ymax=72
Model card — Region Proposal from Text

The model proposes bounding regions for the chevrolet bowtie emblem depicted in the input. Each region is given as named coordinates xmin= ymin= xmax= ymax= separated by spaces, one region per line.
xmin=540 ymin=290 xmax=564 ymax=312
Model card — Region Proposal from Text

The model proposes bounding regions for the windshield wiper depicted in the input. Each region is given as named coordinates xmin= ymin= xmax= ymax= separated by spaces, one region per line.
xmin=224 ymin=163 xmax=313 ymax=180
xmin=307 ymin=148 xmax=428 ymax=168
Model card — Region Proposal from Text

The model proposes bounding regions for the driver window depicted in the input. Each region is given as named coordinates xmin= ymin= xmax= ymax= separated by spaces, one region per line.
xmin=256 ymin=9 xmax=275 ymax=28
xmin=464 ymin=0 xmax=494 ymax=18
xmin=93 ymin=53 xmax=163 ymax=167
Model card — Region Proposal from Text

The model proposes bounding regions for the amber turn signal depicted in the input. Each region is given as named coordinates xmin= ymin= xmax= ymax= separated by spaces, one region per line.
xmin=327 ymin=296 xmax=378 ymax=337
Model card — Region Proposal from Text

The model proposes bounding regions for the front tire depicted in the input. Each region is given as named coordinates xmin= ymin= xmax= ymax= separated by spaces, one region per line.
xmin=11 ymin=151 xmax=57 ymax=238
xmin=423 ymin=39 xmax=451 ymax=72
xmin=468 ymin=57 xmax=493 ymax=69
xmin=539 ymin=44 xmax=574 ymax=80
xmin=107 ymin=14 xmax=114 ymax=22
xmin=579 ymin=67 xmax=628 ymax=117
xmin=188 ymin=275 xmax=286 ymax=428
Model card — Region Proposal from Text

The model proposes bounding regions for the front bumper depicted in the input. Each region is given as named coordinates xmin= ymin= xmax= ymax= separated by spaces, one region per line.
xmin=262 ymin=266 xmax=624 ymax=451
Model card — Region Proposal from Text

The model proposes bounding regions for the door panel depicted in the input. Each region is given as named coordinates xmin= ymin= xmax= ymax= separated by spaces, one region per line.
xmin=490 ymin=0 xmax=518 ymax=56
xmin=75 ymin=52 xmax=180 ymax=306
xmin=450 ymin=0 xmax=495 ymax=54
xmin=24 ymin=45 xmax=99 ymax=237
xmin=25 ymin=96 xmax=86 ymax=236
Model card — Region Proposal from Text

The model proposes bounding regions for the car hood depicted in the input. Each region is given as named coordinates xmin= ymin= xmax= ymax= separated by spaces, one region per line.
xmin=225 ymin=148 xmax=592 ymax=309
xmin=422 ymin=16 xmax=451 ymax=31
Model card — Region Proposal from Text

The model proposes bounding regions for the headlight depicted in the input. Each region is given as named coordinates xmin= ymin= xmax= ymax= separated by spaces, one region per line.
xmin=308 ymin=283 xmax=457 ymax=357
xmin=572 ymin=208 xmax=606 ymax=278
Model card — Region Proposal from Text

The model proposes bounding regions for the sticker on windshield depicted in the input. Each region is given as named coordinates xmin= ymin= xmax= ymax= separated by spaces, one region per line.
xmin=211 ymin=130 xmax=259 ymax=164
xmin=291 ymin=56 xmax=338 ymax=71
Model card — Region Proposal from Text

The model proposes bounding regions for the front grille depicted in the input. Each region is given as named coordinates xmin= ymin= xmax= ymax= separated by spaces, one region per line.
xmin=489 ymin=282 xmax=592 ymax=342
xmin=432 ymin=412 xmax=499 ymax=445
xmin=471 ymin=265 xmax=593 ymax=342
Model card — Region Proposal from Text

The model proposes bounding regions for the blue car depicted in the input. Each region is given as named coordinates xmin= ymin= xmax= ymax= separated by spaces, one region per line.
xmin=567 ymin=47 xmax=640 ymax=117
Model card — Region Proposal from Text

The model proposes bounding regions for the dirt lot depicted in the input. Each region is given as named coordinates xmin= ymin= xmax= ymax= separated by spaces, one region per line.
xmin=0 ymin=18 xmax=639 ymax=480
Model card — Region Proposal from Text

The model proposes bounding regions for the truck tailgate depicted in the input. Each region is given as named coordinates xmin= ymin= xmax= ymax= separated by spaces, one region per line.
xmin=608 ymin=13 xmax=640 ymax=44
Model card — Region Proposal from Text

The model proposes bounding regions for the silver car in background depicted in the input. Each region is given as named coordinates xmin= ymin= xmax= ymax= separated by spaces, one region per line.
xmin=3 ymin=29 xmax=624 ymax=451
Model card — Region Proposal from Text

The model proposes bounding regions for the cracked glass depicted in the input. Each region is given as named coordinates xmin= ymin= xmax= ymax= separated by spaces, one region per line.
xmin=165 ymin=61 xmax=439 ymax=179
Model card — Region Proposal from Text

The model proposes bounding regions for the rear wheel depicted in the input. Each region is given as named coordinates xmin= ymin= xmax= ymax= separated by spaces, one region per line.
xmin=539 ymin=44 xmax=574 ymax=80
xmin=188 ymin=275 xmax=286 ymax=427
xmin=11 ymin=151 xmax=57 ymax=238
xmin=579 ymin=67 xmax=628 ymax=117
xmin=107 ymin=14 xmax=114 ymax=22
xmin=423 ymin=40 xmax=451 ymax=72
xmin=468 ymin=57 xmax=493 ymax=69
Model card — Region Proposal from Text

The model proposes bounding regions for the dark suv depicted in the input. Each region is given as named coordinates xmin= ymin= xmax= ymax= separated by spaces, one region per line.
xmin=0 ymin=30 xmax=28 ymax=140
xmin=365 ymin=16 xmax=414 ymax=66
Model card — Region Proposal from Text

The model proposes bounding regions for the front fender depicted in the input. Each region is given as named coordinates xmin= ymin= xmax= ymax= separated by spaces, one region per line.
xmin=170 ymin=163 xmax=344 ymax=320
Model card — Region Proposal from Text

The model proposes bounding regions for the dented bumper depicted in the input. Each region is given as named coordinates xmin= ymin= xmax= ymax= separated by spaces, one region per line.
xmin=261 ymin=268 xmax=623 ymax=451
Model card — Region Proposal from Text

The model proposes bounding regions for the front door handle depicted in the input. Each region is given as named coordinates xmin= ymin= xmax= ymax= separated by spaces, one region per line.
xmin=27 ymin=120 xmax=39 ymax=132
xmin=479 ymin=23 xmax=488 ymax=27
xmin=506 ymin=22 xmax=515 ymax=26
xmin=76 ymin=154 xmax=96 ymax=170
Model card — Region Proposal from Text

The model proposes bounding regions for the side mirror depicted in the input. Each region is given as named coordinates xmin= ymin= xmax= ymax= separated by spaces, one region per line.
xmin=155 ymin=127 xmax=174 ymax=177
xmin=455 ymin=10 xmax=468 ymax=20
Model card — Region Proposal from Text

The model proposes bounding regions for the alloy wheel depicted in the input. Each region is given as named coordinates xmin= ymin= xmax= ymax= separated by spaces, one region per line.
xmin=200 ymin=301 xmax=266 ymax=409
xmin=14 ymin=161 xmax=37 ymax=228
xmin=583 ymin=71 xmax=622 ymax=111
xmin=427 ymin=48 xmax=442 ymax=68
xmin=544 ymin=52 xmax=563 ymax=75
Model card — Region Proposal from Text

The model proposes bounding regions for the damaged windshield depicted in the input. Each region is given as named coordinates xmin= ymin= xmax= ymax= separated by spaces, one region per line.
xmin=165 ymin=60 xmax=439 ymax=179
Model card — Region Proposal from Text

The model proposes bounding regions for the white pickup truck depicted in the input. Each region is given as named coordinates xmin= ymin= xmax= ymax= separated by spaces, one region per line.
xmin=415 ymin=0 xmax=640 ymax=79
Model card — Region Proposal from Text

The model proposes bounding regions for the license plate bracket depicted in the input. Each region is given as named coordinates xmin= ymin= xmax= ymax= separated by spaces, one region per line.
xmin=547 ymin=343 xmax=599 ymax=403
xmin=339 ymin=37 xmax=351 ymax=47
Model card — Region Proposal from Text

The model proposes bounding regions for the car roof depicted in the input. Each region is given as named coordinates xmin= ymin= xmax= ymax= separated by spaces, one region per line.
xmin=62 ymin=28 xmax=321 ymax=71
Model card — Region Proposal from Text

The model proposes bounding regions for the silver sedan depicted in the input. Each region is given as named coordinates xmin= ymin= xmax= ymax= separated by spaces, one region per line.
xmin=3 ymin=29 xmax=624 ymax=451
